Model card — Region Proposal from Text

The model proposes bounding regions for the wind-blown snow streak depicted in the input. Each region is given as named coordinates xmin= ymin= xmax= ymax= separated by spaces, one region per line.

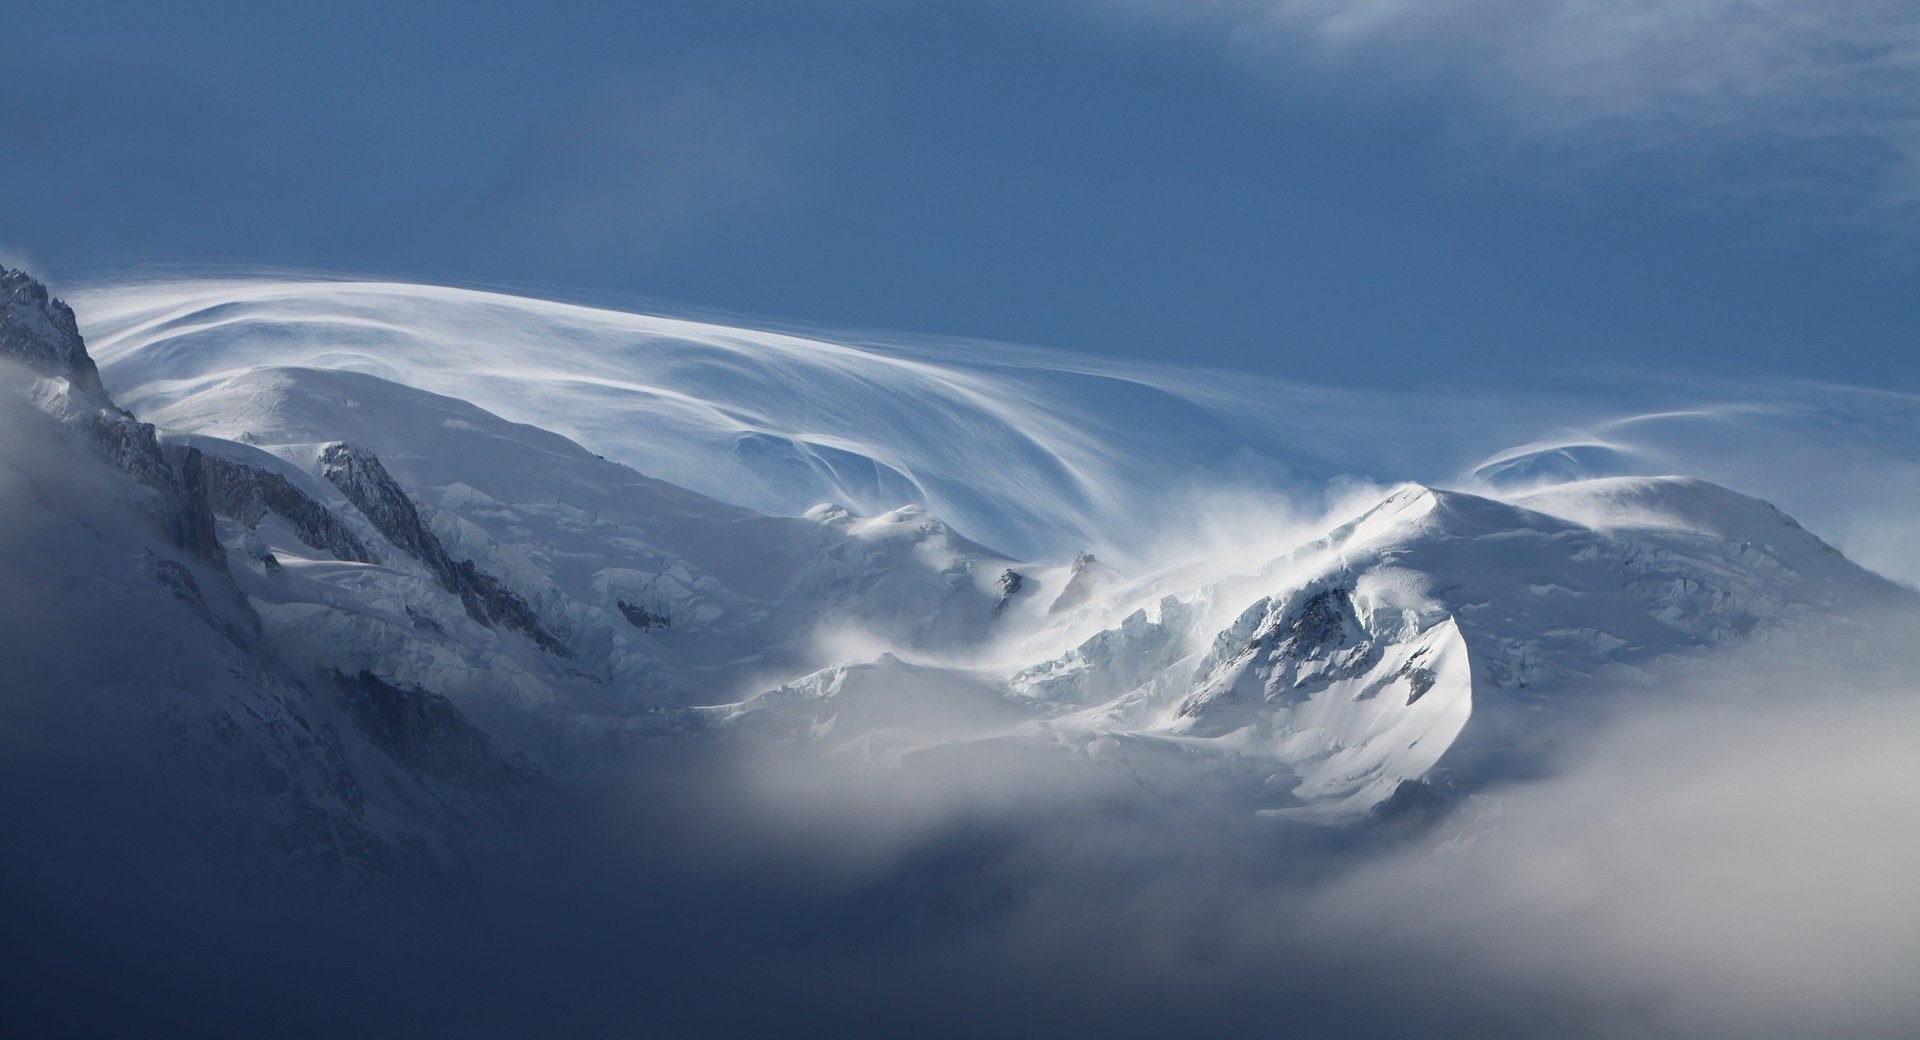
xmin=13 ymin=268 xmax=1920 ymax=1037
xmin=79 ymin=278 xmax=1343 ymax=566
xmin=73 ymin=277 xmax=1920 ymax=585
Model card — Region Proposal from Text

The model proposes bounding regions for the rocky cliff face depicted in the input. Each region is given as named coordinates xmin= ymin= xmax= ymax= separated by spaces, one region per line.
xmin=320 ymin=441 xmax=570 ymax=656
xmin=335 ymin=670 xmax=542 ymax=796
xmin=3 ymin=267 xmax=225 ymax=565
xmin=1 ymin=265 xmax=106 ymax=400
xmin=1 ymin=265 xmax=546 ymax=901
xmin=193 ymin=448 xmax=379 ymax=564
xmin=10 ymin=258 xmax=1916 ymax=876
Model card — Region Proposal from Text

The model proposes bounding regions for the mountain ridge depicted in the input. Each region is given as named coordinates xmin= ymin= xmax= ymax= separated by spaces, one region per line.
xmin=5 ymin=262 xmax=1914 ymax=890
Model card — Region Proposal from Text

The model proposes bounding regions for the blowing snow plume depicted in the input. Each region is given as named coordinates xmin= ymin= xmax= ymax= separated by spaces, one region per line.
xmin=3 ymin=265 xmax=1919 ymax=1038
xmin=71 ymin=276 xmax=1920 ymax=586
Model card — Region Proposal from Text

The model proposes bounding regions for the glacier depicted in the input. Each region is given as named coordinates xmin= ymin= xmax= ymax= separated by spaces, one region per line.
xmin=68 ymin=276 xmax=1920 ymax=584
xmin=6 ymin=264 xmax=1919 ymax=1037
xmin=10 ymin=264 xmax=1914 ymax=826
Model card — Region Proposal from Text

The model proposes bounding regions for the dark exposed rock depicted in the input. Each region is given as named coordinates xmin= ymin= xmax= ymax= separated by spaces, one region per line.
xmin=1251 ymin=585 xmax=1375 ymax=695
xmin=153 ymin=554 xmax=255 ymax=649
xmin=1259 ymin=585 xmax=1356 ymax=661
xmin=617 ymin=600 xmax=670 ymax=631
xmin=3 ymin=267 xmax=230 ymax=571
xmin=155 ymin=557 xmax=205 ymax=605
xmin=80 ymin=406 xmax=171 ymax=488
xmin=168 ymin=446 xmax=228 ymax=570
xmin=160 ymin=682 xmax=456 ymax=897
xmin=96 ymin=428 xmax=230 ymax=571
xmin=1179 ymin=583 xmax=1377 ymax=719
xmin=0 ymin=264 xmax=108 ymax=399
xmin=321 ymin=442 xmax=570 ymax=656
xmin=1049 ymin=552 xmax=1111 ymax=614
xmin=320 ymin=442 xmax=439 ymax=562
xmin=456 ymin=557 xmax=570 ymax=656
xmin=992 ymin=568 xmax=1025 ymax=616
xmin=192 ymin=449 xmax=379 ymax=564
xmin=335 ymin=671 xmax=540 ymax=791
xmin=1401 ymin=663 xmax=1438 ymax=705
xmin=1366 ymin=778 xmax=1451 ymax=834
xmin=4 ymin=265 xmax=539 ymax=903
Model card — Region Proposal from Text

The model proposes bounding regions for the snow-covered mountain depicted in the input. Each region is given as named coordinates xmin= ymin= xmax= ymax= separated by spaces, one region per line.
xmin=69 ymin=277 xmax=1920 ymax=592
xmin=74 ymin=276 xmax=1315 ymax=566
xmin=6 ymin=264 xmax=1915 ymax=892
xmin=0 ymin=267 xmax=540 ymax=896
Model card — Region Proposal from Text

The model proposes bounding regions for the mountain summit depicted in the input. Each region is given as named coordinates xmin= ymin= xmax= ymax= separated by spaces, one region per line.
xmin=3 ymin=265 xmax=1913 ymax=891
xmin=1 ymin=265 xmax=107 ymax=400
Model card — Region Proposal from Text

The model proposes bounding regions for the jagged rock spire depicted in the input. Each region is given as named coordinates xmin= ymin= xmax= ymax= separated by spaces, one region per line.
xmin=1 ymin=264 xmax=109 ymax=400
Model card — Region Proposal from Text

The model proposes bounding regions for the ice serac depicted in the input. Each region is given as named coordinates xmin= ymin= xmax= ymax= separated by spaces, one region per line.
xmin=110 ymin=362 xmax=1026 ymax=710
xmin=90 ymin=345 xmax=1918 ymax=819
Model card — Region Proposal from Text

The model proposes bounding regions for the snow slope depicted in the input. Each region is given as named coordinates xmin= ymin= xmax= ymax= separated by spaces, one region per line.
xmin=8 ymin=266 xmax=1912 ymax=836
xmin=964 ymin=476 xmax=1909 ymax=813
xmin=74 ymin=278 xmax=1347 ymax=565
xmin=134 ymin=364 xmax=1047 ymax=722
xmin=72 ymin=277 xmax=1920 ymax=588
xmin=0 ymin=274 xmax=540 ymax=898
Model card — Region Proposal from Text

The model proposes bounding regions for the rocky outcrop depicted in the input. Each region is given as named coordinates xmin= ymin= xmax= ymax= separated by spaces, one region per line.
xmin=616 ymin=600 xmax=670 ymax=630
xmin=992 ymin=568 xmax=1025 ymax=616
xmin=1179 ymin=583 xmax=1378 ymax=719
xmin=1256 ymin=585 xmax=1372 ymax=677
xmin=335 ymin=671 xmax=540 ymax=792
xmin=0 ymin=264 xmax=107 ymax=400
xmin=191 ymin=449 xmax=378 ymax=564
xmin=1049 ymin=551 xmax=1118 ymax=614
xmin=320 ymin=442 xmax=570 ymax=656
xmin=2 ymin=265 xmax=557 ymax=913
xmin=3 ymin=267 xmax=232 ymax=573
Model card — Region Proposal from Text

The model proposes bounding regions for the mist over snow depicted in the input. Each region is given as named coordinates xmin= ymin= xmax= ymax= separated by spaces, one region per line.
xmin=3 ymin=263 xmax=1917 ymax=1040
xmin=7 ymin=0 xmax=1920 ymax=1030
xmin=7 ymin=581 xmax=1917 ymax=1038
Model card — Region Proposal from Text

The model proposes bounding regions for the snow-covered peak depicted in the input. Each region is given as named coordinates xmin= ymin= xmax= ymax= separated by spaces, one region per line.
xmin=0 ymin=265 xmax=108 ymax=402
xmin=72 ymin=277 xmax=1350 ymax=565
xmin=1515 ymin=475 xmax=1819 ymax=545
xmin=986 ymin=471 xmax=1917 ymax=812
xmin=11 ymin=266 xmax=1913 ymax=834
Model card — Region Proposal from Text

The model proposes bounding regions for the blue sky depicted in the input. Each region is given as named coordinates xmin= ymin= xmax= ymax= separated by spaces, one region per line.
xmin=5 ymin=0 xmax=1917 ymax=391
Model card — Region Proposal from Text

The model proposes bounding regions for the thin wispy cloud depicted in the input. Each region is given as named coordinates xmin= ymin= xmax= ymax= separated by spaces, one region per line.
xmin=1084 ymin=0 xmax=1920 ymax=213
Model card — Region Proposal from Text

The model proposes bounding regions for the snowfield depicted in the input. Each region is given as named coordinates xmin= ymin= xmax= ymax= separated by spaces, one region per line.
xmin=1 ymin=268 xmax=1906 ymax=845
xmin=70 ymin=277 xmax=1920 ymax=587
xmin=9 ymin=265 xmax=1920 ymax=1037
